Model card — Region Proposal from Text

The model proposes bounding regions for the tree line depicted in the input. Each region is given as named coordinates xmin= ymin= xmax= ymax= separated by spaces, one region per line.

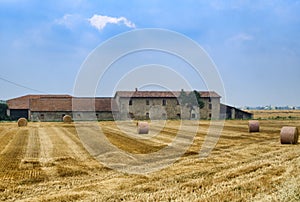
xmin=0 ymin=103 xmax=9 ymax=121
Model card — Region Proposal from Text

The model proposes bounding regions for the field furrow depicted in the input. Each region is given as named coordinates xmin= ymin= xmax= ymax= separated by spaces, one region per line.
xmin=0 ymin=129 xmax=17 ymax=154
xmin=52 ymin=127 xmax=90 ymax=161
xmin=23 ymin=127 xmax=40 ymax=160
xmin=0 ymin=128 xmax=29 ymax=181
xmin=47 ymin=126 xmax=72 ymax=159
xmin=39 ymin=127 xmax=54 ymax=165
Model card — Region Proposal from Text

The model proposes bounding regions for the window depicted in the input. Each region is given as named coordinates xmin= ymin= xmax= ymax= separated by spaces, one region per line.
xmin=146 ymin=112 xmax=150 ymax=119
xmin=129 ymin=99 xmax=132 ymax=105
xmin=208 ymin=98 xmax=211 ymax=102
xmin=96 ymin=113 xmax=99 ymax=119
xmin=77 ymin=113 xmax=81 ymax=118
xmin=209 ymin=104 xmax=212 ymax=109
xmin=40 ymin=114 xmax=44 ymax=120
xmin=191 ymin=114 xmax=196 ymax=119
xmin=177 ymin=113 xmax=181 ymax=119
xmin=146 ymin=99 xmax=149 ymax=105
xmin=162 ymin=99 xmax=166 ymax=106
xmin=209 ymin=113 xmax=212 ymax=119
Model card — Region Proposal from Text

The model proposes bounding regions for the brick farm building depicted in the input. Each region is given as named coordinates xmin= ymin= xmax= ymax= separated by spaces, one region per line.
xmin=6 ymin=90 xmax=252 ymax=121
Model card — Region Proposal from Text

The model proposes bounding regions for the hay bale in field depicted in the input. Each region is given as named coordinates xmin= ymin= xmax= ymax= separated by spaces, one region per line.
xmin=280 ymin=126 xmax=298 ymax=144
xmin=248 ymin=120 xmax=259 ymax=132
xmin=17 ymin=118 xmax=28 ymax=127
xmin=137 ymin=121 xmax=149 ymax=134
xmin=63 ymin=115 xmax=72 ymax=123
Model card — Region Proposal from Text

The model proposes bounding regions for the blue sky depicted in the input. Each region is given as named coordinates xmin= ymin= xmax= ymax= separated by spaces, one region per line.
xmin=1 ymin=0 xmax=300 ymax=107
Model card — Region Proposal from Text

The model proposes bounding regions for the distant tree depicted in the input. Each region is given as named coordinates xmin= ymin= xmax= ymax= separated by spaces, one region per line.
xmin=179 ymin=90 xmax=204 ymax=119
xmin=0 ymin=103 xmax=8 ymax=121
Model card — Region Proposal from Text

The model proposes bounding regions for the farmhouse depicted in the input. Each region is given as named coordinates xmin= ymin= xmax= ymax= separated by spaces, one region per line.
xmin=114 ymin=90 xmax=221 ymax=120
xmin=6 ymin=90 xmax=252 ymax=121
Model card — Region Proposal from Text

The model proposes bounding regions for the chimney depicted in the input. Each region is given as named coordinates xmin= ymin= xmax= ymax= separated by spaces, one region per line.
xmin=135 ymin=88 xmax=138 ymax=92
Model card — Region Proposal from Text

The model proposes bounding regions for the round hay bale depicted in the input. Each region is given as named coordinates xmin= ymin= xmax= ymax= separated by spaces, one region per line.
xmin=249 ymin=120 xmax=259 ymax=132
xmin=17 ymin=118 xmax=28 ymax=127
xmin=280 ymin=126 xmax=298 ymax=144
xmin=63 ymin=115 xmax=72 ymax=123
xmin=137 ymin=121 xmax=149 ymax=134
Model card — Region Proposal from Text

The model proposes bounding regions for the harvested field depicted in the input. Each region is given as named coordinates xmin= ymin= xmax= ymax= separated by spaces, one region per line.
xmin=0 ymin=120 xmax=299 ymax=201
xmin=249 ymin=110 xmax=300 ymax=119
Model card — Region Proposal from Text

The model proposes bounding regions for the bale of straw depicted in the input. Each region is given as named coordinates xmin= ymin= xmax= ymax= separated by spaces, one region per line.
xmin=17 ymin=118 xmax=28 ymax=127
xmin=280 ymin=126 xmax=298 ymax=144
xmin=248 ymin=120 xmax=259 ymax=132
xmin=137 ymin=121 xmax=149 ymax=134
xmin=63 ymin=115 xmax=72 ymax=123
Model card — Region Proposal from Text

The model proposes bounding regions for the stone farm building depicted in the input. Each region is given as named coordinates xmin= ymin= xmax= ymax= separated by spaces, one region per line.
xmin=114 ymin=90 xmax=221 ymax=120
xmin=220 ymin=104 xmax=252 ymax=119
xmin=6 ymin=90 xmax=252 ymax=121
xmin=7 ymin=95 xmax=118 ymax=121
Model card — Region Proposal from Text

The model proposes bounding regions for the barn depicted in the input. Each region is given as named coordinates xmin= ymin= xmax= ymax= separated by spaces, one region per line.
xmin=7 ymin=90 xmax=252 ymax=121
xmin=220 ymin=104 xmax=253 ymax=119
xmin=7 ymin=95 xmax=71 ymax=120
xmin=7 ymin=95 xmax=118 ymax=121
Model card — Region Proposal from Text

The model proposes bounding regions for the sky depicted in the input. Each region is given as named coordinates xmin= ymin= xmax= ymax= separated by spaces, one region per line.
xmin=0 ymin=0 xmax=300 ymax=107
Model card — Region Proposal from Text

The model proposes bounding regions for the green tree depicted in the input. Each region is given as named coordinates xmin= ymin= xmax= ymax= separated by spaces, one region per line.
xmin=0 ymin=103 xmax=8 ymax=121
xmin=179 ymin=90 xmax=204 ymax=119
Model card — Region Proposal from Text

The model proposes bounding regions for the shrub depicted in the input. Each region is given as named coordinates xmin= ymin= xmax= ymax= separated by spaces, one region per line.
xmin=0 ymin=103 xmax=9 ymax=121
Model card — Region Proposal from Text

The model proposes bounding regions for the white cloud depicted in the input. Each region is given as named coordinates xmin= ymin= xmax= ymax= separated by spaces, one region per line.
xmin=225 ymin=33 xmax=254 ymax=48
xmin=226 ymin=33 xmax=254 ymax=44
xmin=88 ymin=14 xmax=136 ymax=31
xmin=55 ymin=14 xmax=83 ymax=29
xmin=230 ymin=33 xmax=254 ymax=42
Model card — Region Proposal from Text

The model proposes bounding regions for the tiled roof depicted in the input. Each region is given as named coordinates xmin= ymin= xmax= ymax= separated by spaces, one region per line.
xmin=115 ymin=91 xmax=221 ymax=98
xmin=7 ymin=94 xmax=72 ymax=109
xmin=30 ymin=97 xmax=118 ymax=112
xmin=30 ymin=98 xmax=72 ymax=112
xmin=115 ymin=91 xmax=178 ymax=98
xmin=199 ymin=91 xmax=221 ymax=98
xmin=8 ymin=95 xmax=118 ymax=112
xmin=73 ymin=98 xmax=118 ymax=112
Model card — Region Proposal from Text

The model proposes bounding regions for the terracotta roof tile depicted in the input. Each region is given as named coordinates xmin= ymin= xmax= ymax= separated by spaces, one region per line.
xmin=115 ymin=91 xmax=221 ymax=98
xmin=199 ymin=91 xmax=221 ymax=98
xmin=30 ymin=98 xmax=72 ymax=112
xmin=73 ymin=98 xmax=118 ymax=112
xmin=30 ymin=97 xmax=118 ymax=112
xmin=115 ymin=91 xmax=178 ymax=98
xmin=7 ymin=94 xmax=71 ymax=109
